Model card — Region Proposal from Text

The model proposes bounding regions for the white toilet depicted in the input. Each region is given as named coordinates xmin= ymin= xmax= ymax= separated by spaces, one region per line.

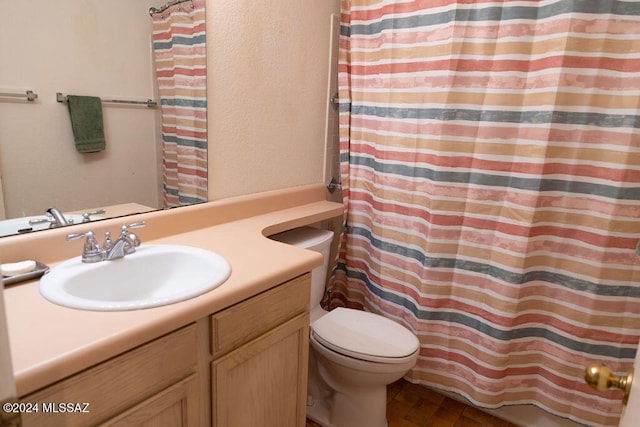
xmin=270 ymin=226 xmax=420 ymax=427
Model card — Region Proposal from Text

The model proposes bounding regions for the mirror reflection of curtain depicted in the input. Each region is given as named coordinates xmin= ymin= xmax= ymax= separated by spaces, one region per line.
xmin=151 ymin=0 xmax=207 ymax=208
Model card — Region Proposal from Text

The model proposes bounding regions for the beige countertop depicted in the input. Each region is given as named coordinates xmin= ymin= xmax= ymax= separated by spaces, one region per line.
xmin=1 ymin=184 xmax=343 ymax=396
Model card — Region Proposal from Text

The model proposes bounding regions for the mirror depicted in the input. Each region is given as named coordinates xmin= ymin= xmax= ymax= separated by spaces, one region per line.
xmin=0 ymin=0 xmax=206 ymax=236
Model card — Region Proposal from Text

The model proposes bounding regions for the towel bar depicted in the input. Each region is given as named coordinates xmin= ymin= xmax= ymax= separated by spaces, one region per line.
xmin=0 ymin=90 xmax=38 ymax=102
xmin=56 ymin=92 xmax=157 ymax=108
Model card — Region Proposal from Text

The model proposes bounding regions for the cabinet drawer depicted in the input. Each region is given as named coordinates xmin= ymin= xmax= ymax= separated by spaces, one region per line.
xmin=210 ymin=273 xmax=310 ymax=357
xmin=21 ymin=324 xmax=198 ymax=427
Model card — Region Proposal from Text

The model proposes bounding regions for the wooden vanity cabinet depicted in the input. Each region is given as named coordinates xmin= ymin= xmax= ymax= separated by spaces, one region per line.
xmin=20 ymin=324 xmax=202 ymax=427
xmin=210 ymin=274 xmax=310 ymax=427
xmin=18 ymin=274 xmax=311 ymax=427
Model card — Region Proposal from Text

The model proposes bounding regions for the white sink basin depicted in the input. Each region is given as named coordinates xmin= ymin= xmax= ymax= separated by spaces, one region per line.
xmin=39 ymin=245 xmax=231 ymax=311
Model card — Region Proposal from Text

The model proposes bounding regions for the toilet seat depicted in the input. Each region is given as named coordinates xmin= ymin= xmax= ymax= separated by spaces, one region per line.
xmin=311 ymin=307 xmax=420 ymax=364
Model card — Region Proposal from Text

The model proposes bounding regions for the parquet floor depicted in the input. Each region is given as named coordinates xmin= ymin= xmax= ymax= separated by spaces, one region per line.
xmin=306 ymin=378 xmax=519 ymax=427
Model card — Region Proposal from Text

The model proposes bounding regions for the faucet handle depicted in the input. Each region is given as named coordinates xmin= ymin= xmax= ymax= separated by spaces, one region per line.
xmin=67 ymin=231 xmax=93 ymax=242
xmin=120 ymin=221 xmax=145 ymax=237
xmin=126 ymin=221 xmax=146 ymax=230
xmin=119 ymin=221 xmax=145 ymax=251
xmin=67 ymin=231 xmax=104 ymax=263
xmin=119 ymin=221 xmax=145 ymax=232
xmin=81 ymin=209 xmax=106 ymax=223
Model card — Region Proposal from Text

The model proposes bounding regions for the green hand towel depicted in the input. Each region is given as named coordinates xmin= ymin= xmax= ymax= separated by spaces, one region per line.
xmin=67 ymin=95 xmax=106 ymax=153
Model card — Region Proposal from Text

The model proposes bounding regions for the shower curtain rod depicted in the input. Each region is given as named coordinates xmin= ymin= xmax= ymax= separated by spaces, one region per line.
xmin=149 ymin=0 xmax=193 ymax=16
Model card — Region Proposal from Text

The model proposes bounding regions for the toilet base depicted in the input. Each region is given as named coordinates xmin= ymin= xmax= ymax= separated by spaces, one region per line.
xmin=307 ymin=358 xmax=389 ymax=427
xmin=306 ymin=395 xmax=334 ymax=427
xmin=307 ymin=345 xmax=337 ymax=427
xmin=306 ymin=389 xmax=388 ymax=427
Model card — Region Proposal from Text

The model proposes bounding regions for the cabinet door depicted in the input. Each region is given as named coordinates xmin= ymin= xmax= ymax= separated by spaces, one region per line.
xmin=100 ymin=374 xmax=199 ymax=427
xmin=21 ymin=325 xmax=198 ymax=427
xmin=212 ymin=312 xmax=309 ymax=427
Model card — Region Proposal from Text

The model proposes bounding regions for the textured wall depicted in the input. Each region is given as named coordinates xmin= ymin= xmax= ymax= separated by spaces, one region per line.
xmin=206 ymin=0 xmax=340 ymax=200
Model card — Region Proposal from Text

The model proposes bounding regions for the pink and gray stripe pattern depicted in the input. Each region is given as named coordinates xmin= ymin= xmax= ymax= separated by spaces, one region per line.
xmin=152 ymin=0 xmax=207 ymax=207
xmin=330 ymin=1 xmax=640 ymax=425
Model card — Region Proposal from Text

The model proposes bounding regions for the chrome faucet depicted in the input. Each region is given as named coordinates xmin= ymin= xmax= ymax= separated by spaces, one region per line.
xmin=67 ymin=221 xmax=146 ymax=263
xmin=46 ymin=207 xmax=72 ymax=227
xmin=29 ymin=208 xmax=106 ymax=229
xmin=29 ymin=207 xmax=73 ymax=229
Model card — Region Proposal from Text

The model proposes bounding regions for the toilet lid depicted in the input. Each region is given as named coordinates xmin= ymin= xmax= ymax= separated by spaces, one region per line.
xmin=311 ymin=308 xmax=419 ymax=362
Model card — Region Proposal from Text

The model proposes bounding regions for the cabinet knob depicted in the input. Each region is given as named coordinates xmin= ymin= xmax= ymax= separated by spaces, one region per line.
xmin=585 ymin=364 xmax=633 ymax=404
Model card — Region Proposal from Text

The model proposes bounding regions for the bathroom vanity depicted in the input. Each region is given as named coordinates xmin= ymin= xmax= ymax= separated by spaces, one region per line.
xmin=1 ymin=184 xmax=342 ymax=426
xmin=19 ymin=275 xmax=310 ymax=426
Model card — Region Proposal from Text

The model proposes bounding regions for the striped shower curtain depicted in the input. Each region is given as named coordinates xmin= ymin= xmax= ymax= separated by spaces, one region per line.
xmin=152 ymin=0 xmax=208 ymax=207
xmin=329 ymin=1 xmax=640 ymax=425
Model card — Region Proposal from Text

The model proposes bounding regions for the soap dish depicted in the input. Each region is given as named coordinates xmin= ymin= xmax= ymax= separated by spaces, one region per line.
xmin=3 ymin=261 xmax=50 ymax=286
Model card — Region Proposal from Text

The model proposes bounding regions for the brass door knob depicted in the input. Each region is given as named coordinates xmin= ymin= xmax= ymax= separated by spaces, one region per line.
xmin=585 ymin=364 xmax=633 ymax=404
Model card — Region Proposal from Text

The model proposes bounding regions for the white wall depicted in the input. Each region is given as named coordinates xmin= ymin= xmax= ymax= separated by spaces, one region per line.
xmin=207 ymin=0 xmax=341 ymax=200
xmin=0 ymin=0 xmax=162 ymax=218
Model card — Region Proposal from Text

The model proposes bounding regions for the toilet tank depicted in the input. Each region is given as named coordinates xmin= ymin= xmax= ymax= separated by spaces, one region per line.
xmin=269 ymin=226 xmax=335 ymax=309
